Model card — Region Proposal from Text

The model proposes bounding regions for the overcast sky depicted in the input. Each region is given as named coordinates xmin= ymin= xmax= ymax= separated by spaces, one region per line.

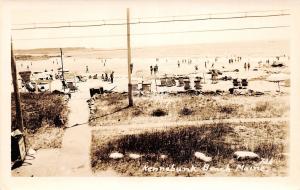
xmin=9 ymin=0 xmax=291 ymax=49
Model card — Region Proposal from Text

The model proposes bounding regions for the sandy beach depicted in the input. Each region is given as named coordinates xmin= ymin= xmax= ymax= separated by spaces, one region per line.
xmin=14 ymin=40 xmax=290 ymax=94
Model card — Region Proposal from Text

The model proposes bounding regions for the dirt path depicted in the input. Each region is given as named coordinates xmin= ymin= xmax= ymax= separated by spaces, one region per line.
xmin=12 ymin=83 xmax=93 ymax=176
xmin=55 ymin=87 xmax=92 ymax=176
xmin=92 ymin=117 xmax=289 ymax=132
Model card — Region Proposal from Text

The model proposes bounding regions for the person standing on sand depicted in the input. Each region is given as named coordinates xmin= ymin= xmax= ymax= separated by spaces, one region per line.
xmin=248 ymin=62 xmax=250 ymax=71
xmin=105 ymin=73 xmax=108 ymax=81
xmin=150 ymin=65 xmax=153 ymax=75
xmin=86 ymin=65 xmax=89 ymax=73
xmin=130 ymin=63 xmax=133 ymax=74
xmin=110 ymin=71 xmax=114 ymax=83
xmin=244 ymin=62 xmax=247 ymax=71
xmin=154 ymin=64 xmax=158 ymax=74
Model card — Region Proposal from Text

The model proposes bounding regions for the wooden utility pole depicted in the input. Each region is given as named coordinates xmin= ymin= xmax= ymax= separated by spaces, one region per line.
xmin=127 ymin=8 xmax=133 ymax=106
xmin=60 ymin=48 xmax=65 ymax=91
xmin=11 ymin=39 xmax=24 ymax=132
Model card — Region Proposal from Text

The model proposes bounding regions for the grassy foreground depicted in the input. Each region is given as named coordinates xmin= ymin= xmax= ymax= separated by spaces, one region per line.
xmin=91 ymin=121 xmax=288 ymax=176
xmin=11 ymin=92 xmax=69 ymax=150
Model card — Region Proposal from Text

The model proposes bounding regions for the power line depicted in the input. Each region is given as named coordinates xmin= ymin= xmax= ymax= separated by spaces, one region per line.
xmin=13 ymin=25 xmax=290 ymax=41
xmin=12 ymin=13 xmax=290 ymax=31
xmin=134 ymin=25 xmax=290 ymax=35
xmin=12 ymin=9 xmax=290 ymax=26
xmin=136 ymin=13 xmax=289 ymax=25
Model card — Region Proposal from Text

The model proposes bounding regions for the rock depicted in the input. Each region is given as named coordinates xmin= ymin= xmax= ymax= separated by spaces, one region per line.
xmin=160 ymin=154 xmax=168 ymax=160
xmin=233 ymin=151 xmax=260 ymax=161
xmin=194 ymin=152 xmax=212 ymax=162
xmin=109 ymin=152 xmax=124 ymax=159
xmin=128 ymin=153 xmax=141 ymax=159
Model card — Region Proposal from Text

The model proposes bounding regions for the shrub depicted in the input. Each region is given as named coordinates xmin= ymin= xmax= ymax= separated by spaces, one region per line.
xmin=151 ymin=108 xmax=168 ymax=117
xmin=11 ymin=92 xmax=68 ymax=133
xmin=179 ymin=107 xmax=193 ymax=116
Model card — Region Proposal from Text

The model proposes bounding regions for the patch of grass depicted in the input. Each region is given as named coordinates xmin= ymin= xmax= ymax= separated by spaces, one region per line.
xmin=254 ymin=142 xmax=285 ymax=159
xmin=254 ymin=101 xmax=270 ymax=112
xmin=11 ymin=92 xmax=69 ymax=149
xmin=219 ymin=104 xmax=238 ymax=114
xmin=91 ymin=122 xmax=288 ymax=176
xmin=89 ymin=93 xmax=289 ymax=126
xmin=11 ymin=92 xmax=68 ymax=132
xmin=92 ymin=124 xmax=235 ymax=169
xmin=131 ymin=106 xmax=144 ymax=116
xmin=25 ymin=125 xmax=65 ymax=149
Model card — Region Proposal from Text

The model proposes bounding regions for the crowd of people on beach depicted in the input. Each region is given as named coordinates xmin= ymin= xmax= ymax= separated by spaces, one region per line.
xmin=17 ymin=54 xmax=289 ymax=95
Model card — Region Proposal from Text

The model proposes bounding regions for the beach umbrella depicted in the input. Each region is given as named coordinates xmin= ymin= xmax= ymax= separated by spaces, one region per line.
xmin=266 ymin=73 xmax=289 ymax=92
